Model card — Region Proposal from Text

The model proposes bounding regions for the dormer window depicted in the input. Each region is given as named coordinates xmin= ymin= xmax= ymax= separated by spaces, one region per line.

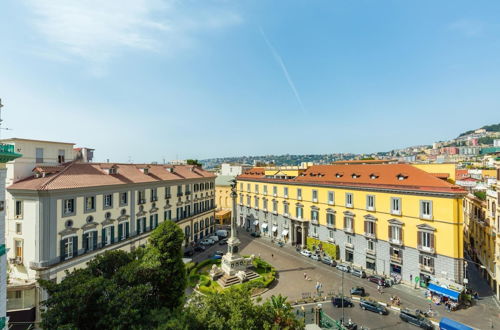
xmin=109 ymin=167 xmax=117 ymax=175
xmin=137 ymin=166 xmax=150 ymax=175
xmin=335 ymin=173 xmax=343 ymax=178
xmin=370 ymin=173 xmax=379 ymax=179
xmin=351 ymin=173 xmax=360 ymax=179
xmin=396 ymin=173 xmax=408 ymax=181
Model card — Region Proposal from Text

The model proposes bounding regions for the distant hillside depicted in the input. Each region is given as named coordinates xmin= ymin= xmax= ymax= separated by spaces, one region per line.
xmin=458 ymin=123 xmax=500 ymax=137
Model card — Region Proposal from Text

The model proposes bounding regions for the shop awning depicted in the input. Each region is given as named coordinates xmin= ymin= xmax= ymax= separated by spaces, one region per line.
xmin=272 ymin=226 xmax=278 ymax=232
xmin=427 ymin=283 xmax=460 ymax=301
xmin=261 ymin=223 xmax=268 ymax=229
xmin=253 ymin=220 xmax=259 ymax=225
xmin=282 ymin=230 xmax=289 ymax=236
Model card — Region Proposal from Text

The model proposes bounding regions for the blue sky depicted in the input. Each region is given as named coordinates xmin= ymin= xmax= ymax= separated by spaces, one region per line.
xmin=1 ymin=1 xmax=499 ymax=162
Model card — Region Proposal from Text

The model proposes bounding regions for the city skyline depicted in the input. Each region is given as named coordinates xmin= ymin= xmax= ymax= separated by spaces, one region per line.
xmin=1 ymin=1 xmax=500 ymax=162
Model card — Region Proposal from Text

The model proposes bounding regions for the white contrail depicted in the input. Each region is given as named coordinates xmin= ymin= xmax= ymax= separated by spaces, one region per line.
xmin=259 ymin=27 xmax=306 ymax=114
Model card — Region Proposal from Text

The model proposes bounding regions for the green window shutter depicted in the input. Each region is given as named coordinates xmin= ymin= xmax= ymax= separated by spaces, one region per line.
xmin=125 ymin=222 xmax=130 ymax=238
xmin=60 ymin=240 xmax=66 ymax=261
xmin=83 ymin=233 xmax=88 ymax=251
xmin=143 ymin=218 xmax=146 ymax=232
xmin=0 ymin=244 xmax=6 ymax=256
xmin=72 ymin=236 xmax=78 ymax=257
xmin=92 ymin=232 xmax=98 ymax=250
xmin=118 ymin=224 xmax=123 ymax=241
xmin=102 ymin=228 xmax=106 ymax=245
xmin=137 ymin=219 xmax=141 ymax=234
xmin=149 ymin=215 xmax=153 ymax=230
xmin=110 ymin=226 xmax=115 ymax=243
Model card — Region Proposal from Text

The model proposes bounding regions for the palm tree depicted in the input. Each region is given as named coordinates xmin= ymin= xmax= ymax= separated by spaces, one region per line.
xmin=267 ymin=294 xmax=302 ymax=329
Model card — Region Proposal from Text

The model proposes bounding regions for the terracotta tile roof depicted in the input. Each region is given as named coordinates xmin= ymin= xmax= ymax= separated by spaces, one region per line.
xmin=238 ymin=164 xmax=465 ymax=194
xmin=8 ymin=163 xmax=215 ymax=191
xmin=430 ymin=173 xmax=450 ymax=179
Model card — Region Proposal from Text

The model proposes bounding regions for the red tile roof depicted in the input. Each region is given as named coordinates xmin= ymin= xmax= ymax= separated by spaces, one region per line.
xmin=238 ymin=164 xmax=465 ymax=194
xmin=8 ymin=163 xmax=215 ymax=191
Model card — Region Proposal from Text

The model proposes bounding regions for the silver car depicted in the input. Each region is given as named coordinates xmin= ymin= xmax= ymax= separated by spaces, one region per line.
xmin=336 ymin=263 xmax=351 ymax=273
xmin=311 ymin=254 xmax=321 ymax=261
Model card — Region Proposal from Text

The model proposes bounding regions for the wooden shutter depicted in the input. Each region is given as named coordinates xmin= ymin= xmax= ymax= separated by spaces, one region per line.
xmin=364 ymin=221 xmax=368 ymax=234
xmin=72 ymin=236 xmax=78 ymax=257
xmin=102 ymin=228 xmax=106 ymax=245
xmin=118 ymin=224 xmax=123 ymax=241
xmin=373 ymin=223 xmax=376 ymax=236
xmin=149 ymin=216 xmax=153 ymax=230
xmin=430 ymin=233 xmax=435 ymax=250
xmin=388 ymin=226 xmax=392 ymax=240
xmin=110 ymin=226 xmax=115 ymax=243
xmin=60 ymin=239 xmax=66 ymax=261
xmin=83 ymin=233 xmax=88 ymax=251
xmin=417 ymin=231 xmax=422 ymax=247
xmin=125 ymin=222 xmax=130 ymax=238
xmin=92 ymin=232 xmax=98 ymax=250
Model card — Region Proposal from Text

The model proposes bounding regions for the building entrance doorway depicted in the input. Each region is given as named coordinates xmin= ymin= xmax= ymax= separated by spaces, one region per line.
xmin=295 ymin=226 xmax=302 ymax=246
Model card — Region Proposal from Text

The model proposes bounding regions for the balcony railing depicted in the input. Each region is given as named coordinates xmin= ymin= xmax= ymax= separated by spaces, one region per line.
xmin=419 ymin=264 xmax=434 ymax=273
xmin=165 ymin=194 xmax=172 ymax=199
xmin=418 ymin=245 xmax=435 ymax=254
xmin=365 ymin=248 xmax=376 ymax=255
xmin=177 ymin=192 xmax=184 ymax=197
xmin=311 ymin=219 xmax=319 ymax=226
xmin=344 ymin=227 xmax=353 ymax=234
xmin=345 ymin=242 xmax=354 ymax=249
xmin=390 ymin=255 xmax=402 ymax=263
xmin=389 ymin=238 xmax=403 ymax=246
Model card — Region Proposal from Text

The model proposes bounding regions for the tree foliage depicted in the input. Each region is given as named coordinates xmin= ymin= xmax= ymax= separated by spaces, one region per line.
xmin=39 ymin=221 xmax=186 ymax=330
xmin=186 ymin=159 xmax=202 ymax=166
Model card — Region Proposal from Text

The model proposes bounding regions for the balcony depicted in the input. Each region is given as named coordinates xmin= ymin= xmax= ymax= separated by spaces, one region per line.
xmin=365 ymin=248 xmax=376 ymax=256
xmin=0 ymin=143 xmax=22 ymax=163
xmin=389 ymin=238 xmax=403 ymax=246
xmin=419 ymin=264 xmax=434 ymax=274
xmin=390 ymin=255 xmax=402 ymax=263
xmin=185 ymin=191 xmax=191 ymax=196
xmin=311 ymin=219 xmax=319 ymax=226
xmin=312 ymin=198 xmax=318 ymax=203
xmin=418 ymin=245 xmax=435 ymax=254
xmin=344 ymin=227 xmax=354 ymax=234
xmin=326 ymin=223 xmax=335 ymax=229
xmin=165 ymin=194 xmax=172 ymax=199
xmin=177 ymin=192 xmax=184 ymax=197
xmin=364 ymin=232 xmax=376 ymax=239
xmin=345 ymin=242 xmax=354 ymax=249
xmin=137 ymin=199 xmax=146 ymax=205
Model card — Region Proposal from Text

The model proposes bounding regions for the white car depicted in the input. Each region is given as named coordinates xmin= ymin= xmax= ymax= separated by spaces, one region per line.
xmin=311 ymin=254 xmax=321 ymax=261
xmin=208 ymin=235 xmax=219 ymax=242
xmin=300 ymin=250 xmax=312 ymax=257
xmin=336 ymin=263 xmax=351 ymax=273
xmin=200 ymin=238 xmax=214 ymax=246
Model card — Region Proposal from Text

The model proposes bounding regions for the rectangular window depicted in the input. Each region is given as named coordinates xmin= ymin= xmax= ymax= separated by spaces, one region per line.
xmin=345 ymin=193 xmax=353 ymax=208
xmin=85 ymin=196 xmax=95 ymax=211
xmin=15 ymin=223 xmax=22 ymax=235
xmin=344 ymin=216 xmax=353 ymax=232
xmin=263 ymin=185 xmax=268 ymax=195
xmin=104 ymin=194 xmax=113 ymax=208
xmin=83 ymin=231 xmax=98 ymax=252
xmin=35 ymin=148 xmax=44 ymax=163
xmin=120 ymin=192 xmax=128 ymax=205
xmin=297 ymin=188 xmax=302 ymax=200
xmin=177 ymin=185 xmax=183 ymax=196
xmin=58 ymin=149 xmax=65 ymax=163
xmin=254 ymin=196 xmax=259 ymax=209
xmin=165 ymin=186 xmax=171 ymax=198
xmin=420 ymin=201 xmax=433 ymax=219
xmin=273 ymin=186 xmax=278 ymax=196
xmin=284 ymin=187 xmax=288 ymax=198
xmin=151 ymin=188 xmax=158 ymax=202
xmin=296 ymin=206 xmax=303 ymax=219
xmin=247 ymin=184 xmax=251 ymax=192
xmin=255 ymin=184 xmax=259 ymax=193
xmin=366 ymin=195 xmax=375 ymax=211
xmin=364 ymin=221 xmax=376 ymax=236
xmin=391 ymin=197 xmax=401 ymax=215
xmin=312 ymin=190 xmax=318 ymax=202
xmin=419 ymin=255 xmax=434 ymax=268
xmin=63 ymin=199 xmax=75 ymax=215
xmin=327 ymin=213 xmax=335 ymax=227
xmin=240 ymin=183 xmax=243 ymax=191
xmin=418 ymin=231 xmax=435 ymax=252
xmin=328 ymin=191 xmax=334 ymax=205
xmin=284 ymin=203 xmax=289 ymax=215
xmin=138 ymin=190 xmax=146 ymax=204
xmin=273 ymin=201 xmax=278 ymax=213
xmin=15 ymin=240 xmax=23 ymax=259
xmin=311 ymin=210 xmax=319 ymax=221
xmin=367 ymin=240 xmax=375 ymax=251
xmin=389 ymin=226 xmax=402 ymax=244
xmin=14 ymin=201 xmax=23 ymax=218
xmin=329 ymin=230 xmax=334 ymax=239
xmin=263 ymin=199 xmax=268 ymax=210
xmin=247 ymin=196 xmax=251 ymax=207
xmin=239 ymin=194 xmax=243 ymax=204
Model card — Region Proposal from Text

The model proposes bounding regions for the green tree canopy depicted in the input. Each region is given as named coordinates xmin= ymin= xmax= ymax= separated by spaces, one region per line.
xmin=186 ymin=159 xmax=202 ymax=166
xmin=39 ymin=221 xmax=186 ymax=329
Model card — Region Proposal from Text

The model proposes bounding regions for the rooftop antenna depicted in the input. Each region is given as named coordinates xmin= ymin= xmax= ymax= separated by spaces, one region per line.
xmin=0 ymin=98 xmax=13 ymax=140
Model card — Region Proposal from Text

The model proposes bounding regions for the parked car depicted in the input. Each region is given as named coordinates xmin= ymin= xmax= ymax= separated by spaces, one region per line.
xmin=331 ymin=296 xmax=354 ymax=308
xmin=321 ymin=256 xmax=337 ymax=267
xmin=311 ymin=254 xmax=321 ymax=261
xmin=350 ymin=286 xmax=366 ymax=297
xmin=215 ymin=250 xmax=224 ymax=256
xmin=251 ymin=232 xmax=261 ymax=237
xmin=399 ymin=309 xmax=434 ymax=330
xmin=194 ymin=245 xmax=206 ymax=252
xmin=367 ymin=275 xmax=389 ymax=287
xmin=183 ymin=249 xmax=194 ymax=257
xmin=300 ymin=250 xmax=312 ymax=257
xmin=359 ymin=299 xmax=388 ymax=315
xmin=209 ymin=235 xmax=219 ymax=242
xmin=218 ymin=239 xmax=228 ymax=245
xmin=350 ymin=268 xmax=366 ymax=278
xmin=336 ymin=263 xmax=351 ymax=273
xmin=200 ymin=238 xmax=214 ymax=246
xmin=216 ymin=229 xmax=228 ymax=238
xmin=211 ymin=253 xmax=222 ymax=260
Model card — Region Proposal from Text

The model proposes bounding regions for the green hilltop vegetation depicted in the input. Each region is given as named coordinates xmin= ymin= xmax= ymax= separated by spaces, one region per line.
xmin=458 ymin=123 xmax=500 ymax=137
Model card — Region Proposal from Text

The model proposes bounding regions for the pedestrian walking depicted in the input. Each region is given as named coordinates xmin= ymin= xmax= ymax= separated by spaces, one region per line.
xmin=304 ymin=272 xmax=307 ymax=279
xmin=271 ymin=253 xmax=274 ymax=258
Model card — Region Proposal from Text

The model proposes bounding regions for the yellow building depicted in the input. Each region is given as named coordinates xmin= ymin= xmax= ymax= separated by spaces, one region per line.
xmin=215 ymin=175 xmax=234 ymax=224
xmin=464 ymin=186 xmax=500 ymax=299
xmin=237 ymin=164 xmax=466 ymax=285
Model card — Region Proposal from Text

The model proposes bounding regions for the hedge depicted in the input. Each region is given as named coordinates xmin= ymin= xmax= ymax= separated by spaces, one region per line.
xmin=306 ymin=237 xmax=339 ymax=259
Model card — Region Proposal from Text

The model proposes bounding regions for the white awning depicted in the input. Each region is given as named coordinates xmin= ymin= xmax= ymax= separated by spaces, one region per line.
xmin=261 ymin=223 xmax=268 ymax=229
xmin=272 ymin=226 xmax=278 ymax=232
xmin=282 ymin=230 xmax=289 ymax=236
xmin=253 ymin=220 xmax=259 ymax=225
